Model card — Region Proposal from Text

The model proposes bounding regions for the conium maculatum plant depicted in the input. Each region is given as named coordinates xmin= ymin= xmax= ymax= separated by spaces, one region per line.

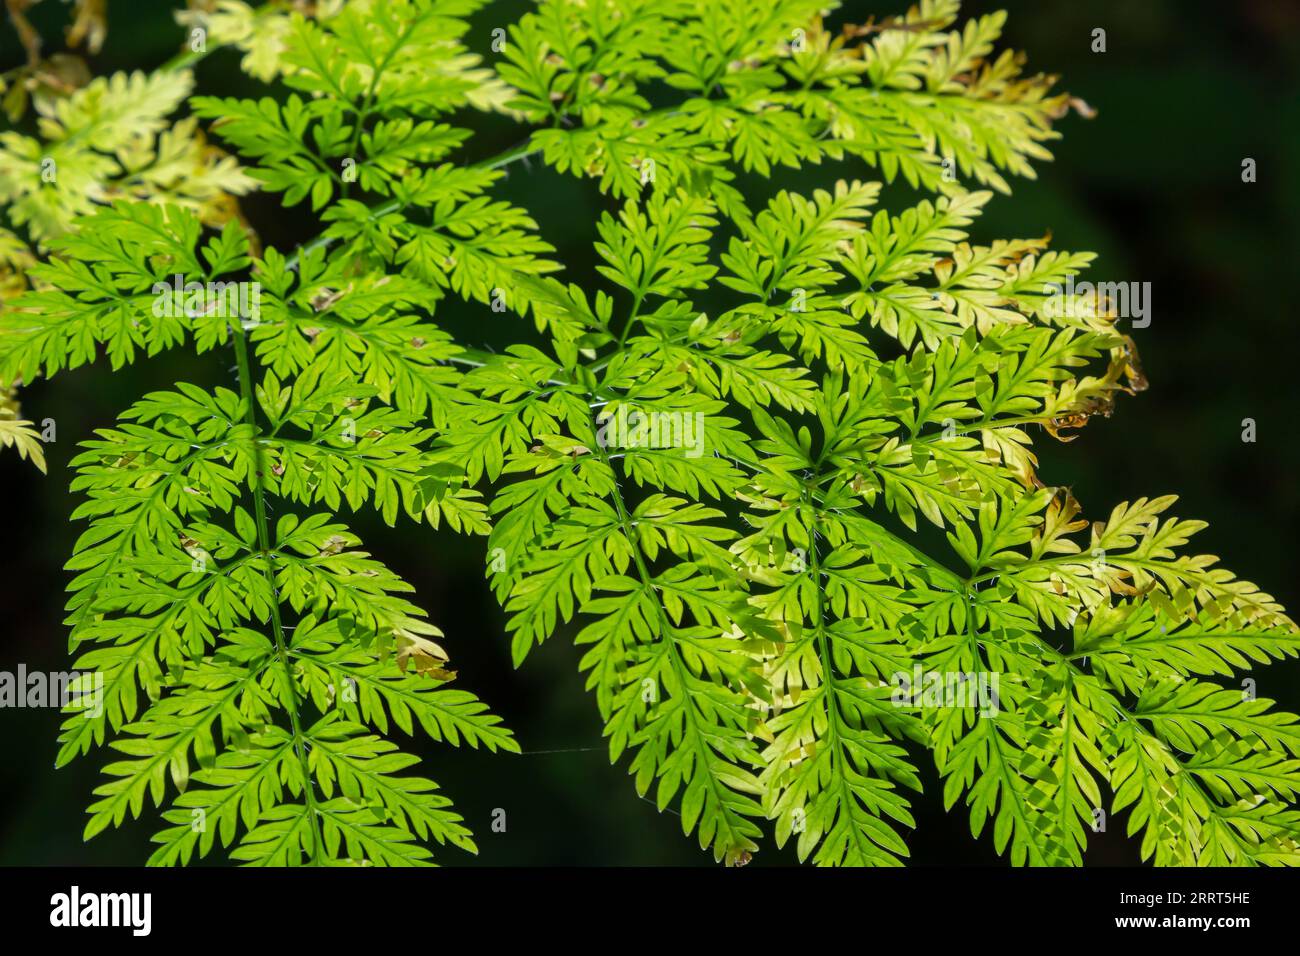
xmin=1 ymin=0 xmax=1297 ymax=867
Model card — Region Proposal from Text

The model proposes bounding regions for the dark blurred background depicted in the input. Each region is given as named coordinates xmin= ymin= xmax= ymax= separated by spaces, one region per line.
xmin=1 ymin=0 xmax=1298 ymax=866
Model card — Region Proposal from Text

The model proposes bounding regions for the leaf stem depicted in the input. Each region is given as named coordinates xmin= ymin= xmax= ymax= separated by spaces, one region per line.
xmin=799 ymin=482 xmax=875 ymax=862
xmin=230 ymin=321 xmax=326 ymax=864
xmin=589 ymin=418 xmax=755 ymax=860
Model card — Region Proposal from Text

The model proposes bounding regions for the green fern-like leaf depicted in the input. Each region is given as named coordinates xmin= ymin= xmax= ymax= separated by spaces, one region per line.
xmin=3 ymin=0 xmax=1296 ymax=869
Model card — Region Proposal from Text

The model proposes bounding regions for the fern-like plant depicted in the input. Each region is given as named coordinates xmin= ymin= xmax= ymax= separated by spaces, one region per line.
xmin=2 ymin=0 xmax=1297 ymax=867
